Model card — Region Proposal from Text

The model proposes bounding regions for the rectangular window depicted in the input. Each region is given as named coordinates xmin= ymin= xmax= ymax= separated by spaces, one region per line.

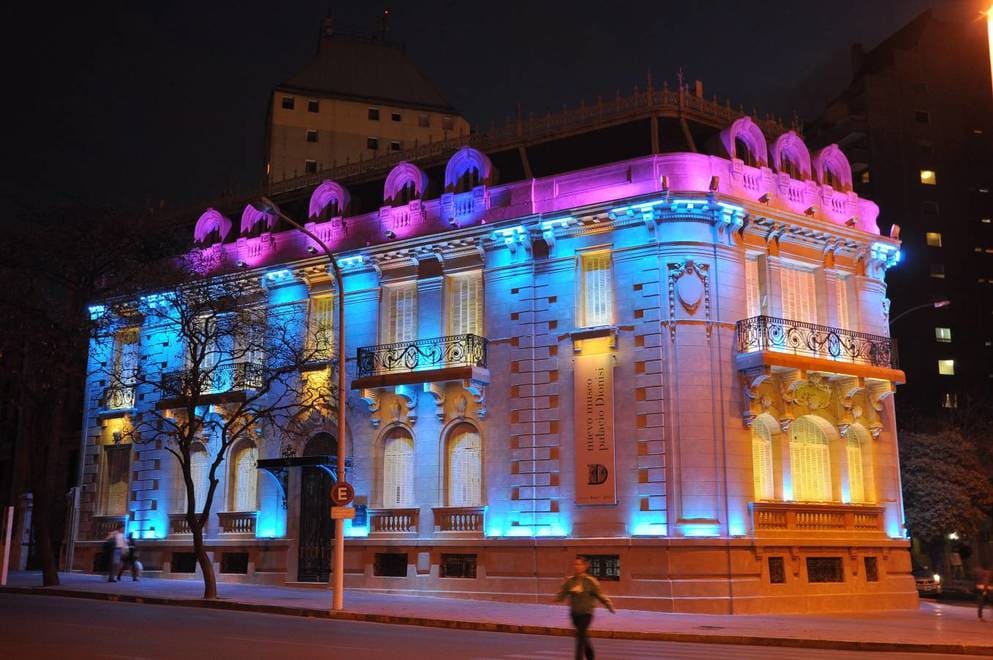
xmin=307 ymin=99 xmax=319 ymax=113
xmin=442 ymin=116 xmax=455 ymax=130
xmin=113 ymin=328 xmax=141 ymax=389
xmin=835 ymin=276 xmax=850 ymax=331
xmin=925 ymin=232 xmax=942 ymax=247
xmin=920 ymin=170 xmax=937 ymax=185
xmin=779 ymin=265 xmax=817 ymax=323
xmin=913 ymin=110 xmax=930 ymax=124
xmin=745 ymin=257 xmax=761 ymax=317
xmin=171 ymin=552 xmax=197 ymax=573
xmin=366 ymin=137 xmax=379 ymax=150
xmin=580 ymin=251 xmax=613 ymax=327
xmin=582 ymin=555 xmax=620 ymax=581
xmin=417 ymin=114 xmax=430 ymax=127
xmin=391 ymin=111 xmax=402 ymax=122
xmin=308 ymin=295 xmax=335 ymax=359
xmin=368 ymin=107 xmax=380 ymax=121
xmin=859 ymin=170 xmax=871 ymax=184
xmin=929 ymin=264 xmax=945 ymax=279
xmin=390 ymin=140 xmax=401 ymax=152
xmin=440 ymin=554 xmax=477 ymax=579
xmin=381 ymin=283 xmax=417 ymax=344
xmin=220 ymin=552 xmax=249 ymax=574
xmin=446 ymin=272 xmax=483 ymax=336
xmin=938 ymin=359 xmax=955 ymax=375
xmin=305 ymin=160 xmax=317 ymax=174
xmin=373 ymin=552 xmax=408 ymax=577
xmin=281 ymin=96 xmax=295 ymax=110
xmin=806 ymin=557 xmax=844 ymax=583
xmin=942 ymin=392 xmax=959 ymax=408
xmin=768 ymin=557 xmax=786 ymax=584
xmin=306 ymin=129 xmax=318 ymax=143
xmin=864 ymin=557 xmax=879 ymax=582
xmin=100 ymin=445 xmax=131 ymax=515
xmin=922 ymin=201 xmax=939 ymax=217
xmin=935 ymin=327 xmax=951 ymax=343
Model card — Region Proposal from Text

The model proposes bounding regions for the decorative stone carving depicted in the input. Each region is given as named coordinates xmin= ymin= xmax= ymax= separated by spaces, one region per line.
xmin=423 ymin=382 xmax=446 ymax=420
xmin=666 ymin=260 xmax=711 ymax=339
xmin=740 ymin=366 xmax=772 ymax=428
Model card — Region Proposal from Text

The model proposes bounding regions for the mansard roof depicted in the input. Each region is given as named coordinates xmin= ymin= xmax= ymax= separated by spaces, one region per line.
xmin=279 ymin=32 xmax=457 ymax=113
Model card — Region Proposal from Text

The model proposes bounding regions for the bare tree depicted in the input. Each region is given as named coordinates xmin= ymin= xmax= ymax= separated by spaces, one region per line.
xmin=95 ymin=255 xmax=332 ymax=599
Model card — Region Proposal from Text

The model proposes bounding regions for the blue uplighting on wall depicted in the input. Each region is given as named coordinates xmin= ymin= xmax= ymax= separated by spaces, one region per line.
xmin=679 ymin=522 xmax=721 ymax=537
xmin=870 ymin=241 xmax=901 ymax=269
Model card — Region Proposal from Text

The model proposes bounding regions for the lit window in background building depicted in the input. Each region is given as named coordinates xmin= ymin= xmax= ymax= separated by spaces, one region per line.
xmin=935 ymin=327 xmax=951 ymax=343
xmin=938 ymin=359 xmax=956 ymax=375
xmin=919 ymin=169 xmax=937 ymax=185
xmin=925 ymin=232 xmax=942 ymax=247
xmin=929 ymin=263 xmax=945 ymax=279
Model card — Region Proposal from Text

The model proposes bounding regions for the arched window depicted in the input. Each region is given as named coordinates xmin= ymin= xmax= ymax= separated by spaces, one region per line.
xmin=781 ymin=154 xmax=799 ymax=179
xmin=229 ymin=441 xmax=259 ymax=512
xmin=824 ymin=167 xmax=841 ymax=189
xmin=447 ymin=423 xmax=482 ymax=507
xmin=789 ymin=417 xmax=832 ymax=502
xmin=751 ymin=419 xmax=775 ymax=501
xmin=844 ymin=425 xmax=873 ymax=503
xmin=382 ymin=427 xmax=415 ymax=508
xmin=735 ymin=137 xmax=756 ymax=167
xmin=399 ymin=181 xmax=416 ymax=204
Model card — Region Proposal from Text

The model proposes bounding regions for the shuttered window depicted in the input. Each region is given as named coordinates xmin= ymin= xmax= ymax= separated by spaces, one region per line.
xmin=100 ymin=445 xmax=131 ymax=516
xmin=230 ymin=442 xmax=258 ymax=512
xmin=447 ymin=424 xmax=482 ymax=507
xmin=309 ymin=295 xmax=335 ymax=359
xmin=580 ymin=252 xmax=613 ymax=327
xmin=789 ymin=417 xmax=832 ymax=502
xmin=844 ymin=427 xmax=873 ymax=504
xmin=752 ymin=423 xmax=775 ymax=501
xmin=835 ymin=276 xmax=850 ymax=331
xmin=779 ymin=265 xmax=816 ymax=323
xmin=745 ymin=257 xmax=761 ymax=317
xmin=446 ymin=272 xmax=483 ymax=336
xmin=383 ymin=428 xmax=415 ymax=508
xmin=176 ymin=445 xmax=212 ymax=512
xmin=381 ymin=283 xmax=417 ymax=344
xmin=114 ymin=328 xmax=141 ymax=386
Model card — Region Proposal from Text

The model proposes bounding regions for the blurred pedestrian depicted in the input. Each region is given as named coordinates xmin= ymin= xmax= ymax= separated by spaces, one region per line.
xmin=117 ymin=532 xmax=141 ymax=582
xmin=104 ymin=528 xmax=125 ymax=582
xmin=977 ymin=562 xmax=992 ymax=621
xmin=555 ymin=557 xmax=615 ymax=660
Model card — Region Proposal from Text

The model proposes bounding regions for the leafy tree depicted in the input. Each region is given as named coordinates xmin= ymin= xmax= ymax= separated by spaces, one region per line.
xmin=96 ymin=255 xmax=330 ymax=599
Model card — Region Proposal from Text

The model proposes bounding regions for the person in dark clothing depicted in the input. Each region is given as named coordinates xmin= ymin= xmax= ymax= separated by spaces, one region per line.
xmin=117 ymin=532 xmax=141 ymax=582
xmin=978 ymin=562 xmax=992 ymax=621
xmin=555 ymin=557 xmax=615 ymax=660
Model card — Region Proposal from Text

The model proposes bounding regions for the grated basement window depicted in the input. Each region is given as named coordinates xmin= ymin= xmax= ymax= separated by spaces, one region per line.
xmin=374 ymin=552 xmax=408 ymax=577
xmin=172 ymin=552 xmax=197 ymax=573
xmin=582 ymin=554 xmax=620 ymax=581
xmin=221 ymin=552 xmax=249 ymax=574
xmin=806 ymin=557 xmax=844 ymax=583
xmin=440 ymin=554 xmax=477 ymax=579
xmin=768 ymin=557 xmax=786 ymax=584
xmin=864 ymin=557 xmax=879 ymax=582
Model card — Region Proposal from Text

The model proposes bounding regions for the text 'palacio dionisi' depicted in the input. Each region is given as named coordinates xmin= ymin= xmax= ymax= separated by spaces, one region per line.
xmin=73 ymin=80 xmax=917 ymax=614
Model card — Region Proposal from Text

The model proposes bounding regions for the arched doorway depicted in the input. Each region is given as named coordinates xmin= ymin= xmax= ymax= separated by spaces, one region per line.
xmin=298 ymin=432 xmax=337 ymax=582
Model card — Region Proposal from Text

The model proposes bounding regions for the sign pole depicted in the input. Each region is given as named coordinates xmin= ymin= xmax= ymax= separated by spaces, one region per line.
xmin=1 ymin=505 xmax=13 ymax=586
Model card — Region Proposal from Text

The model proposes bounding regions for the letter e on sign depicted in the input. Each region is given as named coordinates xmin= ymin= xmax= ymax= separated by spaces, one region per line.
xmin=330 ymin=481 xmax=355 ymax=506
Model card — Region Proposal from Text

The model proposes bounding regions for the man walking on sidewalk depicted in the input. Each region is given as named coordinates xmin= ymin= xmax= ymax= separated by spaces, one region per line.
xmin=555 ymin=556 xmax=615 ymax=660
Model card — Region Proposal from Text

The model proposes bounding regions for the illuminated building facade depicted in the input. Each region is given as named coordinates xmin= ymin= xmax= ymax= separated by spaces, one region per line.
xmin=74 ymin=87 xmax=917 ymax=613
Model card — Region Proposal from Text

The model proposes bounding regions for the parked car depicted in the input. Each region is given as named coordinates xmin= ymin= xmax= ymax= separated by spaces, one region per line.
xmin=913 ymin=564 xmax=943 ymax=595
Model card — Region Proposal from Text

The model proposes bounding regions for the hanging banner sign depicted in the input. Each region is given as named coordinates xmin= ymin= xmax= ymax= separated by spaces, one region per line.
xmin=574 ymin=353 xmax=616 ymax=505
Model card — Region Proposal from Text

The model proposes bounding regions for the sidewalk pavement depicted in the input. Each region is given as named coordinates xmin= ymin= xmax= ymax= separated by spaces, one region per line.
xmin=3 ymin=571 xmax=991 ymax=655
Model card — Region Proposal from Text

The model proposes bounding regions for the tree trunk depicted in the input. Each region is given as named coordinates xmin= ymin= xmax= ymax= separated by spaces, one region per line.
xmin=29 ymin=402 xmax=64 ymax=587
xmin=32 ymin=486 xmax=59 ymax=586
xmin=191 ymin=523 xmax=217 ymax=599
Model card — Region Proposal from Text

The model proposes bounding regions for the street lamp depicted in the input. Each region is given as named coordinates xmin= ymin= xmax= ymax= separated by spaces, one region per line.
xmin=258 ymin=196 xmax=348 ymax=612
xmin=888 ymin=299 xmax=950 ymax=326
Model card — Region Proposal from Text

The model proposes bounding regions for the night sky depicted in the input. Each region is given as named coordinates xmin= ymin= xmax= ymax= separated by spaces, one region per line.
xmin=6 ymin=0 xmax=972 ymax=216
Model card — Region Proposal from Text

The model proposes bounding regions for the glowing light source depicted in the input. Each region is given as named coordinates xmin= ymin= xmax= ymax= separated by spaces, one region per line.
xmin=870 ymin=241 xmax=901 ymax=268
xmin=88 ymin=304 xmax=106 ymax=320
xmin=265 ymin=268 xmax=292 ymax=282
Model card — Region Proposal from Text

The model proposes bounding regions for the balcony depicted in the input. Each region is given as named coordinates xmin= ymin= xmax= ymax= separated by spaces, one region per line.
xmin=158 ymin=362 xmax=264 ymax=408
xmin=168 ymin=513 xmax=205 ymax=536
xmin=91 ymin=514 xmax=128 ymax=539
xmin=433 ymin=506 xmax=486 ymax=536
xmin=751 ymin=502 xmax=886 ymax=538
xmin=735 ymin=316 xmax=903 ymax=383
xmin=368 ymin=508 xmax=419 ymax=534
xmin=352 ymin=334 xmax=489 ymax=390
xmin=100 ymin=385 xmax=135 ymax=413
xmin=217 ymin=511 xmax=257 ymax=535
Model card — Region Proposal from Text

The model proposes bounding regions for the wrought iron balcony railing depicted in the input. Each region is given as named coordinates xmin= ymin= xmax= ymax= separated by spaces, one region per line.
xmin=356 ymin=333 xmax=488 ymax=378
xmin=735 ymin=316 xmax=899 ymax=369
xmin=102 ymin=385 xmax=135 ymax=410
xmin=160 ymin=362 xmax=264 ymax=398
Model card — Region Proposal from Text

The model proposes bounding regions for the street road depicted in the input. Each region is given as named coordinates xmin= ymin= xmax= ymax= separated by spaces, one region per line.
xmin=0 ymin=593 xmax=975 ymax=659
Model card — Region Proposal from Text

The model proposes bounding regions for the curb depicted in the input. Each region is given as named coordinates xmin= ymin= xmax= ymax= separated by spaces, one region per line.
xmin=2 ymin=585 xmax=992 ymax=656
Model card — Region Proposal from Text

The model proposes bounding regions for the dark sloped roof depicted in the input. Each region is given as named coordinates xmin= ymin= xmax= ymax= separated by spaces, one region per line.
xmin=279 ymin=34 xmax=458 ymax=113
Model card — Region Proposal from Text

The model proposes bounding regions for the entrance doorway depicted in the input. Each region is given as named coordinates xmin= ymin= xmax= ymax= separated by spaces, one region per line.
xmin=297 ymin=432 xmax=337 ymax=582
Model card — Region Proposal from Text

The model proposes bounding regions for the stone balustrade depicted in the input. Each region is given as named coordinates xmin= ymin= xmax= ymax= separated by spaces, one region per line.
xmin=218 ymin=510 xmax=258 ymax=535
xmin=168 ymin=513 xmax=205 ymax=536
xmin=751 ymin=502 xmax=885 ymax=536
xmin=433 ymin=506 xmax=486 ymax=534
xmin=368 ymin=508 xmax=419 ymax=534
